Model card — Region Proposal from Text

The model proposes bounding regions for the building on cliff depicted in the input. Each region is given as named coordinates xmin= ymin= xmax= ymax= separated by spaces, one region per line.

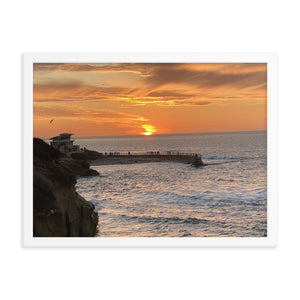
xmin=50 ymin=133 xmax=80 ymax=154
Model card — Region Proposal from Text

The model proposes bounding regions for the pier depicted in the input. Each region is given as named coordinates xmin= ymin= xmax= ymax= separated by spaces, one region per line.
xmin=84 ymin=151 xmax=204 ymax=166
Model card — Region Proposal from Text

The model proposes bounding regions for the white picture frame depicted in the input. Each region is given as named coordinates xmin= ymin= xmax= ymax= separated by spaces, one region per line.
xmin=23 ymin=52 xmax=278 ymax=247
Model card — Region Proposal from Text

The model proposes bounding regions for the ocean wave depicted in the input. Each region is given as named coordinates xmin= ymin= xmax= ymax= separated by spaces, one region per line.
xmin=120 ymin=214 xmax=209 ymax=225
xmin=202 ymin=155 xmax=235 ymax=160
xmin=201 ymin=155 xmax=240 ymax=165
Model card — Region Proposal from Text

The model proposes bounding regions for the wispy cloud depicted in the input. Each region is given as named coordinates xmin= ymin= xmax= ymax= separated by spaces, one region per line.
xmin=33 ymin=63 xmax=267 ymax=136
xmin=33 ymin=80 xmax=130 ymax=103
xmin=33 ymin=63 xmax=157 ymax=76
xmin=139 ymin=65 xmax=266 ymax=91
xmin=33 ymin=63 xmax=267 ymax=107
xmin=34 ymin=104 xmax=147 ymax=122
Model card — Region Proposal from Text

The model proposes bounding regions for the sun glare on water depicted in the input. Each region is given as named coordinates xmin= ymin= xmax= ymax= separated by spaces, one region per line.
xmin=141 ymin=124 xmax=156 ymax=136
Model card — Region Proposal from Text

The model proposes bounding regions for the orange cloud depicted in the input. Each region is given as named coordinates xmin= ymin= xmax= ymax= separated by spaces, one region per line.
xmin=33 ymin=63 xmax=267 ymax=137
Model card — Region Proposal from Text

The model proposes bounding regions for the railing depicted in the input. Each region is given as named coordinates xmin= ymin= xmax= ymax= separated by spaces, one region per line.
xmin=100 ymin=151 xmax=199 ymax=157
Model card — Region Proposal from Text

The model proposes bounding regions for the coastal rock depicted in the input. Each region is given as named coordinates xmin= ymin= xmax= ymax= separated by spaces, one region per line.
xmin=60 ymin=157 xmax=99 ymax=176
xmin=83 ymin=149 xmax=103 ymax=160
xmin=33 ymin=138 xmax=98 ymax=237
xmin=191 ymin=155 xmax=204 ymax=167
xmin=71 ymin=149 xmax=103 ymax=161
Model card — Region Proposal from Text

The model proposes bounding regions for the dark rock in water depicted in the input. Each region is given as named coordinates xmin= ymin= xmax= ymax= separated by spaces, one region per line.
xmin=192 ymin=154 xmax=204 ymax=167
xmin=33 ymin=138 xmax=98 ymax=237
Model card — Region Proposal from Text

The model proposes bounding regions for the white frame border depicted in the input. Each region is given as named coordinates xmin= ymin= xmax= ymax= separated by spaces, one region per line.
xmin=23 ymin=52 xmax=278 ymax=247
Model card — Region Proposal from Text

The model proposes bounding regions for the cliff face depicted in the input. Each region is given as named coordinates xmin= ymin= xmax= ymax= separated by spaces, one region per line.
xmin=33 ymin=138 xmax=98 ymax=237
xmin=59 ymin=157 xmax=99 ymax=176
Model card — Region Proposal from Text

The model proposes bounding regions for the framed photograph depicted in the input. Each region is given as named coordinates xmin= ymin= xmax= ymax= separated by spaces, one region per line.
xmin=23 ymin=53 xmax=278 ymax=247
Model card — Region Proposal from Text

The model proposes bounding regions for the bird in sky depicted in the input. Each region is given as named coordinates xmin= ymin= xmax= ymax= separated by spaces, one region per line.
xmin=50 ymin=119 xmax=54 ymax=124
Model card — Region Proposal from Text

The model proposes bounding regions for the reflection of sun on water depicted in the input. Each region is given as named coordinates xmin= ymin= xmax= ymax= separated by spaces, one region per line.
xmin=141 ymin=124 xmax=156 ymax=136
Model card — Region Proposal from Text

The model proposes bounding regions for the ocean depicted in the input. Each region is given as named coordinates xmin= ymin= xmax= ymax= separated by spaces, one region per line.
xmin=75 ymin=131 xmax=267 ymax=237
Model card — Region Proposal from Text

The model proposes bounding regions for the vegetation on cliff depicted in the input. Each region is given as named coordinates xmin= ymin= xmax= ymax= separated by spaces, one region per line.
xmin=33 ymin=138 xmax=98 ymax=237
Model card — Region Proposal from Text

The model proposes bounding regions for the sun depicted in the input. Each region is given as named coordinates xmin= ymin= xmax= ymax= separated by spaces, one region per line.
xmin=143 ymin=131 xmax=152 ymax=136
xmin=141 ymin=124 xmax=156 ymax=136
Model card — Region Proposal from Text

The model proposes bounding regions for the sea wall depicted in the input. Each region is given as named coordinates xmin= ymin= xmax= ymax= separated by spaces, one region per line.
xmin=33 ymin=138 xmax=98 ymax=237
xmin=89 ymin=154 xmax=204 ymax=166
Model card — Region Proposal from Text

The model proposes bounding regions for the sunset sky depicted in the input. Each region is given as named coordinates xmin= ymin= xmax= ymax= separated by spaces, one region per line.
xmin=33 ymin=63 xmax=267 ymax=137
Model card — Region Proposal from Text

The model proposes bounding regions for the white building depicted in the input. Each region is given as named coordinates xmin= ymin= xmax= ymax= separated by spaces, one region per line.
xmin=49 ymin=133 xmax=80 ymax=154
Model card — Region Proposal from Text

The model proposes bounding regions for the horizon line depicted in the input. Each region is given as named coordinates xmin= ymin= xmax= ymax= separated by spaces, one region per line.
xmin=38 ymin=129 xmax=267 ymax=140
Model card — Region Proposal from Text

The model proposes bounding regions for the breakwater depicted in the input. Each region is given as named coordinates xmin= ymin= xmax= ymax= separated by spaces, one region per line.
xmin=87 ymin=151 xmax=203 ymax=166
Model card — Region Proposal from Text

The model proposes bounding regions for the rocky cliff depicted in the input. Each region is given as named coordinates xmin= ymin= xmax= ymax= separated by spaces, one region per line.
xmin=33 ymin=138 xmax=98 ymax=237
xmin=59 ymin=157 xmax=99 ymax=176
